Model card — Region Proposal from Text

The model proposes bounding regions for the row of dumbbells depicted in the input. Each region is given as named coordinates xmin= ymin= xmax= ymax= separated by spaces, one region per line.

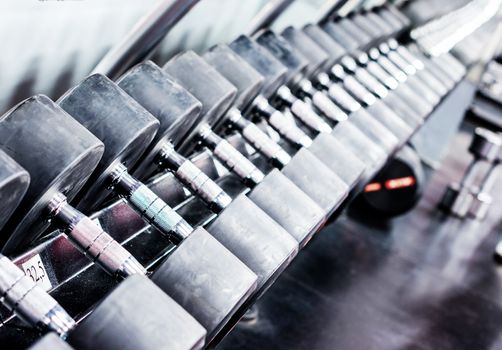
xmin=0 ymin=5 xmax=465 ymax=350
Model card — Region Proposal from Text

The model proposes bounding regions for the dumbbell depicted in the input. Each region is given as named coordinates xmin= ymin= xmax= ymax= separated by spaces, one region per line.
xmin=163 ymin=51 xmax=348 ymax=216
xmin=229 ymin=35 xmax=390 ymax=183
xmin=342 ymin=11 xmax=456 ymax=97
xmin=355 ymin=11 xmax=461 ymax=94
xmin=469 ymin=150 xmax=501 ymax=220
xmin=299 ymin=24 xmax=430 ymax=130
xmin=440 ymin=128 xmax=502 ymax=218
xmin=279 ymin=26 xmax=423 ymax=136
xmin=118 ymin=61 xmax=325 ymax=247
xmin=320 ymin=19 xmax=444 ymax=109
xmin=59 ymin=74 xmax=302 ymax=339
xmin=317 ymin=20 xmax=443 ymax=119
xmin=0 ymin=255 xmax=206 ymax=350
xmin=203 ymin=44 xmax=366 ymax=190
xmin=1 ymin=94 xmax=257 ymax=342
xmin=0 ymin=150 xmax=30 ymax=232
xmin=254 ymin=30 xmax=410 ymax=152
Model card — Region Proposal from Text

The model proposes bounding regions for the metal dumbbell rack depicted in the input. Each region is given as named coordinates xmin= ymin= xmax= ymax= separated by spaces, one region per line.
xmin=0 ymin=144 xmax=259 ymax=347
xmin=0 ymin=0 xmax=497 ymax=348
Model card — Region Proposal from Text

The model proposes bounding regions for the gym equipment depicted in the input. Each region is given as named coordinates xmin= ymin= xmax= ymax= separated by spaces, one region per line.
xmin=468 ymin=151 xmax=501 ymax=220
xmin=0 ymin=255 xmax=207 ymax=350
xmin=164 ymin=51 xmax=349 ymax=215
xmin=357 ymin=146 xmax=425 ymax=217
xmin=229 ymin=35 xmax=390 ymax=183
xmin=118 ymin=60 xmax=324 ymax=247
xmin=440 ymin=127 xmax=502 ymax=217
xmin=255 ymin=30 xmax=407 ymax=151
xmin=4 ymin=92 xmax=256 ymax=342
xmin=203 ymin=43 xmax=366 ymax=190
xmin=301 ymin=24 xmax=431 ymax=126
xmin=0 ymin=150 xmax=30 ymax=232
xmin=0 ymin=95 xmax=143 ymax=283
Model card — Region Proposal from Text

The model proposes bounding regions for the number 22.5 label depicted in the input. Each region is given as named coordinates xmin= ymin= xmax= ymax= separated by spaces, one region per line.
xmin=20 ymin=254 xmax=52 ymax=291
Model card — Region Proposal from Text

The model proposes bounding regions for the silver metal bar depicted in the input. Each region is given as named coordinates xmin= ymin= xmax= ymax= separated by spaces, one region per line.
xmin=92 ymin=0 xmax=200 ymax=80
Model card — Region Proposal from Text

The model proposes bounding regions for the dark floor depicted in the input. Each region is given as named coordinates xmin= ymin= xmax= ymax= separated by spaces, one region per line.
xmin=216 ymin=129 xmax=502 ymax=350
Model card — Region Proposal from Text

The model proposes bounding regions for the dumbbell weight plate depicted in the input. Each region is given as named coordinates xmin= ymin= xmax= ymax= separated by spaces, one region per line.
xmin=58 ymin=74 xmax=160 ymax=212
xmin=0 ymin=95 xmax=104 ymax=253
xmin=117 ymin=61 xmax=204 ymax=180
xmin=151 ymin=227 xmax=258 ymax=342
xmin=69 ymin=274 xmax=207 ymax=350
xmin=0 ymin=150 xmax=30 ymax=232
xmin=162 ymin=53 xmax=237 ymax=156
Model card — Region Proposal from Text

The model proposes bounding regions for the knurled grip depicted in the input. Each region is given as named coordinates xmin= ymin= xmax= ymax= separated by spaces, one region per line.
xmin=128 ymin=184 xmax=192 ymax=243
xmin=289 ymin=99 xmax=332 ymax=133
xmin=213 ymin=139 xmax=265 ymax=187
xmin=241 ymin=122 xmax=291 ymax=167
xmin=176 ymin=160 xmax=231 ymax=213
xmin=69 ymin=217 xmax=146 ymax=278
xmin=343 ymin=75 xmax=377 ymax=106
xmin=327 ymin=83 xmax=361 ymax=113
xmin=267 ymin=110 xmax=313 ymax=148
xmin=0 ymin=256 xmax=75 ymax=337
xmin=366 ymin=61 xmax=399 ymax=90
xmin=312 ymin=90 xmax=348 ymax=123
xmin=377 ymin=56 xmax=407 ymax=83
xmin=354 ymin=68 xmax=389 ymax=98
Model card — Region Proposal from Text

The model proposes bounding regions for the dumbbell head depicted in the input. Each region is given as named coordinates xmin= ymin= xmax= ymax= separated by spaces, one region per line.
xmin=151 ymin=226 xmax=258 ymax=342
xmin=117 ymin=61 xmax=203 ymax=179
xmin=303 ymin=24 xmax=347 ymax=69
xmin=469 ymin=127 xmax=502 ymax=161
xmin=255 ymin=30 xmax=309 ymax=86
xmin=0 ymin=150 xmax=30 ymax=232
xmin=0 ymin=95 xmax=104 ymax=253
xmin=69 ymin=274 xmax=207 ymax=350
xmin=281 ymin=26 xmax=330 ymax=78
xmin=229 ymin=35 xmax=289 ymax=99
xmin=321 ymin=21 xmax=359 ymax=53
xmin=163 ymin=51 xmax=237 ymax=153
xmin=58 ymin=74 xmax=160 ymax=211
xmin=203 ymin=44 xmax=264 ymax=112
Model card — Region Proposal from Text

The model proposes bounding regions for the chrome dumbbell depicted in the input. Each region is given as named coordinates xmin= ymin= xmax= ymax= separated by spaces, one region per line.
xmin=469 ymin=149 xmax=501 ymax=220
xmin=440 ymin=128 xmax=502 ymax=217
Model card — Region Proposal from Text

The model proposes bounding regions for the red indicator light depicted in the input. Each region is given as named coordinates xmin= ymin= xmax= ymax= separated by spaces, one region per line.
xmin=384 ymin=176 xmax=416 ymax=190
xmin=364 ymin=182 xmax=382 ymax=192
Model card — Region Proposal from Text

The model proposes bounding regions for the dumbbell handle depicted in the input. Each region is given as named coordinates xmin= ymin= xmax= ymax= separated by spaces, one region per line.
xmin=48 ymin=193 xmax=146 ymax=279
xmin=252 ymin=95 xmax=313 ymax=148
xmin=156 ymin=141 xmax=231 ymax=213
xmin=0 ymin=255 xmax=76 ymax=337
xmin=297 ymin=78 xmax=348 ymax=123
xmin=461 ymin=158 xmax=485 ymax=189
xmin=276 ymin=86 xmax=332 ymax=133
xmin=109 ymin=164 xmax=193 ymax=244
xmin=199 ymin=123 xmax=265 ymax=188
xmin=477 ymin=162 xmax=501 ymax=194
xmin=227 ymin=108 xmax=291 ymax=168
